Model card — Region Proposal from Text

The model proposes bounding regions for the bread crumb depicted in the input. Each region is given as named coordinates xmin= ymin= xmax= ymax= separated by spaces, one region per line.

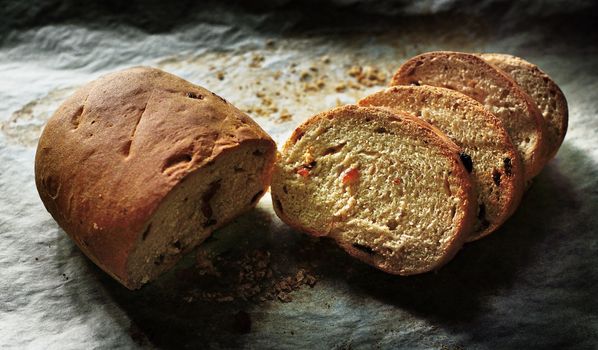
xmin=279 ymin=109 xmax=293 ymax=122
xmin=348 ymin=65 xmax=362 ymax=77
xmin=299 ymin=71 xmax=312 ymax=82
xmin=249 ymin=54 xmax=265 ymax=68
xmin=216 ymin=71 xmax=225 ymax=81
xmin=335 ymin=83 xmax=347 ymax=92
xmin=303 ymin=79 xmax=326 ymax=92
xmin=181 ymin=249 xmax=317 ymax=304
xmin=348 ymin=65 xmax=387 ymax=87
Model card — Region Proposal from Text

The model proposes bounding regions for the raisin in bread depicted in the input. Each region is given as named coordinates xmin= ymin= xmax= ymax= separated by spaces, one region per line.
xmin=390 ymin=51 xmax=548 ymax=181
xmin=479 ymin=53 xmax=568 ymax=161
xmin=270 ymin=105 xmax=476 ymax=275
xmin=35 ymin=67 xmax=276 ymax=289
xmin=359 ymin=85 xmax=524 ymax=241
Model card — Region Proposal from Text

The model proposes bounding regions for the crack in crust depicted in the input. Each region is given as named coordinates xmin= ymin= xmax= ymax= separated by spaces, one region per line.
xmin=70 ymin=94 xmax=89 ymax=129
xmin=123 ymin=91 xmax=153 ymax=157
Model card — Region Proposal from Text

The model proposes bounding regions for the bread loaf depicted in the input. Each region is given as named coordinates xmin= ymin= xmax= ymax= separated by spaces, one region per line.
xmin=270 ymin=105 xmax=476 ymax=275
xmin=479 ymin=53 xmax=568 ymax=161
xmin=359 ymin=85 xmax=524 ymax=241
xmin=35 ymin=67 xmax=276 ymax=289
xmin=390 ymin=51 xmax=548 ymax=181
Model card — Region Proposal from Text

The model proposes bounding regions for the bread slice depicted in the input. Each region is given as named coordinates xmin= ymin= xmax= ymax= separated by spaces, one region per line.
xmin=271 ymin=105 xmax=476 ymax=275
xmin=359 ymin=86 xmax=524 ymax=241
xmin=35 ymin=67 xmax=276 ymax=289
xmin=479 ymin=53 xmax=568 ymax=161
xmin=390 ymin=51 xmax=548 ymax=181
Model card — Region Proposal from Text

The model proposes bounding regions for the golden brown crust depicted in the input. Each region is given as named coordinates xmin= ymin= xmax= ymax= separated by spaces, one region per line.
xmin=358 ymin=85 xmax=525 ymax=241
xmin=272 ymin=105 xmax=476 ymax=275
xmin=479 ymin=53 xmax=568 ymax=161
xmin=390 ymin=51 xmax=549 ymax=181
xmin=35 ymin=66 xmax=275 ymax=288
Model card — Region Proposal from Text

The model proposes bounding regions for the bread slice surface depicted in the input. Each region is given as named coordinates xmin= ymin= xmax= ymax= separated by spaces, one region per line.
xmin=35 ymin=66 xmax=276 ymax=289
xmin=480 ymin=53 xmax=568 ymax=160
xmin=391 ymin=51 xmax=548 ymax=181
xmin=359 ymin=85 xmax=524 ymax=240
xmin=271 ymin=105 xmax=475 ymax=275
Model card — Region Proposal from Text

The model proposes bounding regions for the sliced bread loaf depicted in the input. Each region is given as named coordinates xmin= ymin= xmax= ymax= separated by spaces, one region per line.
xmin=35 ymin=67 xmax=276 ymax=289
xmin=480 ymin=53 xmax=568 ymax=161
xmin=271 ymin=105 xmax=476 ymax=275
xmin=390 ymin=51 xmax=548 ymax=181
xmin=359 ymin=85 xmax=524 ymax=241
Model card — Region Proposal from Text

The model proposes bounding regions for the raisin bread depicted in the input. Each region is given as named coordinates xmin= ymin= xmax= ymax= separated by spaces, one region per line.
xmin=390 ymin=51 xmax=548 ymax=181
xmin=270 ymin=105 xmax=476 ymax=275
xmin=359 ymin=85 xmax=524 ymax=241
xmin=480 ymin=53 xmax=568 ymax=161
xmin=35 ymin=67 xmax=276 ymax=289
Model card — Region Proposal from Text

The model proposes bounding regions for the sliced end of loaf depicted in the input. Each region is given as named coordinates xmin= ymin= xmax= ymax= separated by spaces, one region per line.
xmin=390 ymin=51 xmax=549 ymax=181
xmin=125 ymin=140 xmax=275 ymax=289
xmin=479 ymin=53 xmax=568 ymax=161
xmin=271 ymin=105 xmax=476 ymax=275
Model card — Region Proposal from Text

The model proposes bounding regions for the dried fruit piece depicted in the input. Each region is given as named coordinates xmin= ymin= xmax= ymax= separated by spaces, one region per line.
xmin=492 ymin=169 xmax=501 ymax=186
xmin=341 ymin=168 xmax=360 ymax=185
xmin=296 ymin=167 xmax=310 ymax=178
xmin=459 ymin=152 xmax=473 ymax=173
xmin=296 ymin=160 xmax=316 ymax=178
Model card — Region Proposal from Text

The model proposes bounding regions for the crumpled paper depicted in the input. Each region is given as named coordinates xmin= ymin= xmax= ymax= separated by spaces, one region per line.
xmin=1 ymin=2 xmax=598 ymax=349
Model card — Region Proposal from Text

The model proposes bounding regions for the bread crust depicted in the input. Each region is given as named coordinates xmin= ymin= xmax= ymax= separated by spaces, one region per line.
xmin=479 ymin=53 xmax=568 ymax=161
xmin=390 ymin=51 xmax=548 ymax=181
xmin=271 ymin=105 xmax=476 ymax=275
xmin=359 ymin=85 xmax=525 ymax=241
xmin=35 ymin=67 xmax=275 ymax=289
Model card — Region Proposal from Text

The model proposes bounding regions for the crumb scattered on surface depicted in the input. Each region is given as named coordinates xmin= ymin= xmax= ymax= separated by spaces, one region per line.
xmin=299 ymin=71 xmax=312 ymax=82
xmin=278 ymin=109 xmax=293 ymax=122
xmin=348 ymin=65 xmax=387 ymax=87
xmin=249 ymin=54 xmax=265 ymax=68
xmin=335 ymin=83 xmax=347 ymax=92
xmin=4 ymin=40 xmax=398 ymax=147
xmin=181 ymin=249 xmax=318 ymax=304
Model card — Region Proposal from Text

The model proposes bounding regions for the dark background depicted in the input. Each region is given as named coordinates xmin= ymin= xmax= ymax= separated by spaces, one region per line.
xmin=2 ymin=0 xmax=598 ymax=40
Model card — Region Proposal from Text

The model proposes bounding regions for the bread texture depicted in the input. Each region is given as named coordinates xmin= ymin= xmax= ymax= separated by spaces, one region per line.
xmin=480 ymin=53 xmax=568 ymax=161
xmin=35 ymin=67 xmax=276 ymax=289
xmin=359 ymin=86 xmax=524 ymax=241
xmin=390 ymin=51 xmax=548 ymax=181
xmin=271 ymin=105 xmax=476 ymax=275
